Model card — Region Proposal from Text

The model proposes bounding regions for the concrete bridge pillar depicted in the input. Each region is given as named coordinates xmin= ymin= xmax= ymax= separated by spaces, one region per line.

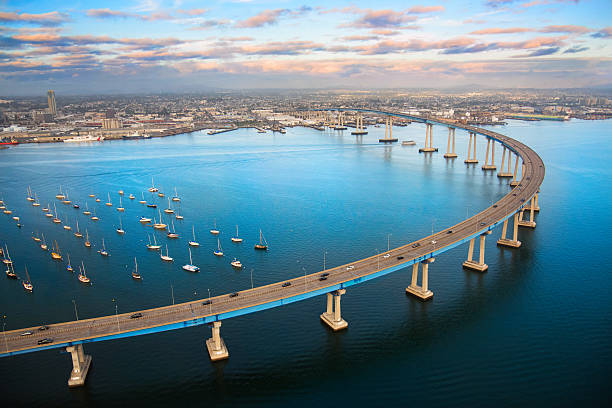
xmin=406 ymin=259 xmax=435 ymax=300
xmin=497 ymin=212 xmax=522 ymax=248
xmin=518 ymin=196 xmax=537 ymax=228
xmin=351 ymin=114 xmax=368 ymax=135
xmin=419 ymin=123 xmax=438 ymax=152
xmin=465 ymin=132 xmax=478 ymax=164
xmin=379 ymin=116 xmax=398 ymax=143
xmin=533 ymin=193 xmax=540 ymax=212
xmin=510 ymin=155 xmax=521 ymax=187
xmin=463 ymin=232 xmax=491 ymax=272
xmin=320 ymin=289 xmax=348 ymax=331
xmin=444 ymin=127 xmax=457 ymax=158
xmin=482 ymin=139 xmax=497 ymax=170
xmin=66 ymin=344 xmax=92 ymax=387
xmin=498 ymin=147 xmax=513 ymax=177
xmin=206 ymin=321 xmax=229 ymax=361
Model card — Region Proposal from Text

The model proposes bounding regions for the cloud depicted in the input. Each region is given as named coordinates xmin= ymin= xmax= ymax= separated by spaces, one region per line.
xmin=540 ymin=25 xmax=589 ymax=34
xmin=563 ymin=45 xmax=588 ymax=53
xmin=190 ymin=19 xmax=232 ymax=30
xmin=370 ymin=29 xmax=400 ymax=36
xmin=235 ymin=9 xmax=288 ymax=28
xmin=176 ymin=9 xmax=208 ymax=16
xmin=591 ymin=27 xmax=612 ymax=38
xmin=0 ymin=11 xmax=70 ymax=26
xmin=471 ymin=27 xmax=532 ymax=34
xmin=348 ymin=10 xmax=418 ymax=28
xmin=86 ymin=9 xmax=136 ymax=19
xmin=512 ymin=46 xmax=560 ymax=57
xmin=407 ymin=6 xmax=445 ymax=14
xmin=340 ymin=35 xmax=379 ymax=42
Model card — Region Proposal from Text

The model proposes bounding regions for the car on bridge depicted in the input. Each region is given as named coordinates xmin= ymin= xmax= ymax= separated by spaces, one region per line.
xmin=37 ymin=338 xmax=53 ymax=345
xmin=130 ymin=313 xmax=143 ymax=319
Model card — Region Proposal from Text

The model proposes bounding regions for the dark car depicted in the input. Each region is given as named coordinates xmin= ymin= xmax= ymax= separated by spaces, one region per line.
xmin=130 ymin=313 xmax=143 ymax=319
xmin=38 ymin=325 xmax=49 ymax=331
xmin=411 ymin=243 xmax=420 ymax=248
xmin=37 ymin=338 xmax=53 ymax=345
xmin=397 ymin=256 xmax=405 ymax=260
xmin=202 ymin=300 xmax=212 ymax=305
xmin=319 ymin=276 xmax=328 ymax=281
xmin=229 ymin=292 xmax=239 ymax=298
xmin=492 ymin=204 xmax=498 ymax=208
xmin=282 ymin=282 xmax=291 ymax=287
xmin=480 ymin=222 xmax=486 ymax=226
xmin=320 ymin=272 xmax=329 ymax=277
xmin=447 ymin=230 xmax=453 ymax=234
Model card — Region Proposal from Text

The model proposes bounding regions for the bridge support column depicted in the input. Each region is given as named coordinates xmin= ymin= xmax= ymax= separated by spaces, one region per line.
xmin=532 ymin=193 xmax=540 ymax=212
xmin=206 ymin=321 xmax=229 ymax=361
xmin=406 ymin=259 xmax=434 ymax=300
xmin=498 ymin=147 xmax=513 ymax=177
xmin=510 ymin=155 xmax=521 ymax=187
xmin=497 ymin=213 xmax=522 ymax=248
xmin=482 ymin=139 xmax=497 ymax=170
xmin=419 ymin=124 xmax=438 ymax=152
xmin=518 ymin=196 xmax=537 ymax=228
xmin=463 ymin=232 xmax=491 ymax=272
xmin=465 ymin=133 xmax=478 ymax=164
xmin=444 ymin=128 xmax=457 ymax=158
xmin=66 ymin=344 xmax=92 ymax=387
xmin=320 ymin=289 xmax=348 ymax=331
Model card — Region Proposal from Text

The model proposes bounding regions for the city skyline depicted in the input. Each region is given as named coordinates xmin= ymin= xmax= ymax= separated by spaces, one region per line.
xmin=1 ymin=0 xmax=611 ymax=94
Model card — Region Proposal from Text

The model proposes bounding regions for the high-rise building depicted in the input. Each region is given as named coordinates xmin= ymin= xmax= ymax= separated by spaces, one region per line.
xmin=47 ymin=90 xmax=57 ymax=116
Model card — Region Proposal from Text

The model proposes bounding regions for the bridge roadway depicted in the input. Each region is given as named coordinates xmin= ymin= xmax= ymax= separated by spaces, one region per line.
xmin=0 ymin=110 xmax=545 ymax=358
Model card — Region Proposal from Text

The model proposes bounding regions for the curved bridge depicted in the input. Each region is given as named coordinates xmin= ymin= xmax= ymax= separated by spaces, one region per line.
xmin=0 ymin=109 xmax=544 ymax=387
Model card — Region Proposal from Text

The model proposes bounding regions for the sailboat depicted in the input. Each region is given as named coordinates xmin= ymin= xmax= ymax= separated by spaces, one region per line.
xmin=231 ymin=258 xmax=242 ymax=269
xmin=74 ymin=220 xmax=83 ymax=238
xmin=210 ymin=219 xmax=220 ymax=235
xmin=83 ymin=202 xmax=91 ymax=215
xmin=44 ymin=204 xmax=53 ymax=217
xmin=117 ymin=196 xmax=124 ymax=212
xmin=84 ymin=229 xmax=91 ymax=248
xmin=116 ymin=217 xmax=125 ymax=234
xmin=231 ymin=225 xmax=243 ymax=243
xmin=129 ymin=193 xmax=135 ymax=200
xmin=51 ymin=240 xmax=63 ymax=260
xmin=52 ymin=203 xmax=61 ymax=224
xmin=32 ymin=232 xmax=41 ymax=242
xmin=139 ymin=192 xmax=147 ymax=204
xmin=22 ymin=266 xmax=33 ymax=292
xmin=2 ymin=245 xmax=12 ymax=265
xmin=42 ymin=203 xmax=50 ymax=212
xmin=175 ymin=212 xmax=184 ymax=220
xmin=157 ymin=189 xmax=164 ymax=198
xmin=40 ymin=233 xmax=48 ymax=251
xmin=167 ymin=220 xmax=179 ymax=239
xmin=78 ymin=262 xmax=91 ymax=284
xmin=63 ymin=217 xmax=71 ymax=230
xmin=105 ymin=192 xmax=113 ymax=207
xmin=5 ymin=262 xmax=17 ymax=279
xmin=56 ymin=186 xmax=65 ymax=200
xmin=140 ymin=215 xmax=152 ymax=223
xmin=160 ymin=244 xmax=173 ymax=262
xmin=118 ymin=190 xmax=124 ymax=196
xmin=254 ymin=229 xmax=268 ymax=250
xmin=188 ymin=226 xmax=199 ymax=247
xmin=182 ymin=247 xmax=199 ymax=272
xmin=26 ymin=186 xmax=34 ymax=201
xmin=163 ymin=197 xmax=174 ymax=214
xmin=95 ymin=197 xmax=101 ymax=202
xmin=148 ymin=177 xmax=159 ymax=192
xmin=132 ymin=257 xmax=141 ymax=279
xmin=32 ymin=193 xmax=40 ymax=207
xmin=91 ymin=208 xmax=99 ymax=221
xmin=66 ymin=253 xmax=73 ymax=272
xmin=89 ymin=193 xmax=95 ymax=198
xmin=62 ymin=191 xmax=71 ymax=205
xmin=147 ymin=234 xmax=161 ymax=250
xmin=214 ymin=238 xmax=223 ymax=257
xmin=172 ymin=187 xmax=180 ymax=202
xmin=2 ymin=208 xmax=11 ymax=215
xmin=98 ymin=238 xmax=109 ymax=256
xmin=153 ymin=209 xmax=167 ymax=230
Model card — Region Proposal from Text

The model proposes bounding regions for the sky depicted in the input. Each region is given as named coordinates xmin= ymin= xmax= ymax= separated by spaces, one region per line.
xmin=1 ymin=0 xmax=611 ymax=95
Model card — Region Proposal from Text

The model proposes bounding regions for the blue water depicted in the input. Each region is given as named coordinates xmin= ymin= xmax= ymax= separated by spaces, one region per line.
xmin=0 ymin=120 xmax=610 ymax=407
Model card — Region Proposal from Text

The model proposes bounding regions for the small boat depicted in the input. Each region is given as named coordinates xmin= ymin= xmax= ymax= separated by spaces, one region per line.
xmin=98 ymin=238 xmax=109 ymax=256
xmin=129 ymin=194 xmax=135 ymax=200
xmin=74 ymin=220 xmax=83 ymax=238
xmin=26 ymin=186 xmax=34 ymax=201
xmin=22 ymin=266 xmax=33 ymax=291
xmin=40 ymin=234 xmax=48 ymax=251
xmin=231 ymin=258 xmax=242 ymax=269
xmin=210 ymin=219 xmax=220 ymax=235
xmin=45 ymin=212 xmax=53 ymax=218
xmin=62 ymin=192 xmax=71 ymax=205
xmin=89 ymin=193 xmax=95 ymax=198
xmin=51 ymin=240 xmax=63 ymax=260
xmin=2 ymin=245 xmax=12 ymax=265
xmin=231 ymin=225 xmax=243 ymax=243
xmin=116 ymin=217 xmax=125 ymax=234
xmin=148 ymin=177 xmax=159 ymax=192
xmin=172 ymin=187 xmax=180 ymax=202
xmin=167 ymin=220 xmax=179 ymax=239
xmin=401 ymin=140 xmax=416 ymax=146
xmin=105 ymin=193 xmax=112 ymax=207
xmin=91 ymin=209 xmax=99 ymax=221
xmin=140 ymin=216 xmax=152 ymax=223
xmin=117 ymin=196 xmax=124 ymax=212
xmin=32 ymin=193 xmax=40 ymax=207
xmin=160 ymin=245 xmax=173 ymax=262
xmin=147 ymin=203 xmax=157 ymax=208
xmin=42 ymin=204 xmax=50 ymax=212
xmin=163 ymin=197 xmax=174 ymax=214
xmin=214 ymin=238 xmax=223 ymax=257
xmin=147 ymin=234 xmax=161 ymax=250
xmin=0 ymin=205 xmax=5 ymax=210
xmin=56 ymin=186 xmax=65 ymax=200
xmin=63 ymin=224 xmax=71 ymax=230
xmin=118 ymin=190 xmax=124 ymax=196
xmin=12 ymin=216 xmax=19 ymax=221
xmin=182 ymin=247 xmax=199 ymax=272
xmin=83 ymin=202 xmax=91 ymax=215
xmin=84 ymin=229 xmax=91 ymax=248
xmin=153 ymin=209 xmax=167 ymax=230
xmin=3 ymin=209 xmax=11 ymax=215
xmin=5 ymin=262 xmax=17 ymax=279
xmin=52 ymin=203 xmax=61 ymax=224
xmin=175 ymin=212 xmax=184 ymax=220
xmin=78 ymin=262 xmax=91 ymax=284
xmin=188 ymin=226 xmax=199 ymax=247
xmin=66 ymin=253 xmax=73 ymax=273
xmin=95 ymin=198 xmax=101 ymax=202
xmin=254 ymin=229 xmax=268 ymax=250
xmin=132 ymin=257 xmax=141 ymax=279
xmin=72 ymin=204 xmax=79 ymax=209
xmin=32 ymin=232 xmax=41 ymax=242
xmin=157 ymin=191 xmax=165 ymax=198
xmin=139 ymin=192 xmax=146 ymax=204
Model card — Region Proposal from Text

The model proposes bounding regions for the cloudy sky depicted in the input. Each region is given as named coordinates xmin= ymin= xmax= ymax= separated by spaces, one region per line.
xmin=1 ymin=0 xmax=611 ymax=94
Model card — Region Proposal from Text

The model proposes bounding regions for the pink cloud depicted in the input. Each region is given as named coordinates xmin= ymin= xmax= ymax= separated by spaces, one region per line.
xmin=471 ymin=27 xmax=532 ymax=34
xmin=177 ymin=9 xmax=208 ymax=16
xmin=0 ymin=11 xmax=69 ymax=26
xmin=235 ymin=9 xmax=288 ymax=28
xmin=86 ymin=9 xmax=135 ymax=18
xmin=348 ymin=10 xmax=418 ymax=28
xmin=407 ymin=6 xmax=445 ymax=14
xmin=540 ymin=25 xmax=589 ymax=34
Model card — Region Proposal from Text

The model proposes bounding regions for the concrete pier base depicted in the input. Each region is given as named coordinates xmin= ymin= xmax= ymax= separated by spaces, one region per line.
xmin=481 ymin=164 xmax=497 ymax=170
xmin=406 ymin=259 xmax=434 ymax=301
xmin=462 ymin=260 xmax=488 ymax=272
xmin=405 ymin=285 xmax=434 ymax=301
xmin=518 ymin=220 xmax=536 ymax=228
xmin=206 ymin=321 xmax=229 ymax=361
xmin=509 ymin=180 xmax=520 ymax=187
xmin=419 ymin=147 xmax=438 ymax=153
xmin=379 ymin=138 xmax=398 ymax=143
xmin=463 ymin=233 xmax=489 ymax=273
xmin=351 ymin=131 xmax=368 ymax=135
xmin=320 ymin=290 xmax=348 ymax=331
xmin=497 ymin=213 xmax=521 ymax=248
xmin=444 ymin=153 xmax=458 ymax=158
xmin=66 ymin=344 xmax=92 ymax=387
xmin=497 ymin=172 xmax=513 ymax=178
xmin=464 ymin=158 xmax=478 ymax=164
xmin=497 ymin=238 xmax=522 ymax=248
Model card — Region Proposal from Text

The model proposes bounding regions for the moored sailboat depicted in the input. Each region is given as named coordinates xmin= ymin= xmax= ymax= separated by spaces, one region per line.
xmin=167 ymin=220 xmax=179 ymax=239
xmin=160 ymin=245 xmax=173 ymax=262
xmin=117 ymin=196 xmax=124 ymax=212
xmin=163 ymin=197 xmax=174 ymax=214
xmin=74 ymin=220 xmax=83 ymax=238
xmin=98 ymin=238 xmax=109 ymax=256
xmin=84 ymin=229 xmax=91 ymax=248
xmin=132 ymin=257 xmax=141 ymax=279
xmin=51 ymin=240 xmax=63 ymax=260
xmin=210 ymin=219 xmax=220 ymax=235
xmin=40 ymin=234 xmax=48 ymax=251
xmin=172 ymin=187 xmax=180 ymax=202
xmin=188 ymin=226 xmax=199 ymax=247
xmin=231 ymin=258 xmax=242 ymax=269
xmin=231 ymin=225 xmax=243 ymax=243
xmin=148 ymin=177 xmax=159 ymax=192
xmin=5 ymin=262 xmax=17 ymax=279
xmin=214 ymin=238 xmax=223 ymax=257
xmin=78 ymin=262 xmax=91 ymax=284
xmin=105 ymin=192 xmax=113 ymax=207
xmin=66 ymin=253 xmax=73 ymax=272
xmin=182 ymin=247 xmax=199 ymax=272
xmin=254 ymin=229 xmax=268 ymax=250
xmin=22 ymin=266 xmax=33 ymax=291
xmin=147 ymin=234 xmax=161 ymax=250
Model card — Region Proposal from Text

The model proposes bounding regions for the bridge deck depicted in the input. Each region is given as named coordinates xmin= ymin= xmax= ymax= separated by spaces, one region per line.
xmin=0 ymin=112 xmax=544 ymax=357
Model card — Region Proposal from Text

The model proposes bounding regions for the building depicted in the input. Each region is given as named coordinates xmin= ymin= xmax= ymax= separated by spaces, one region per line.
xmin=102 ymin=118 xmax=121 ymax=129
xmin=47 ymin=90 xmax=57 ymax=116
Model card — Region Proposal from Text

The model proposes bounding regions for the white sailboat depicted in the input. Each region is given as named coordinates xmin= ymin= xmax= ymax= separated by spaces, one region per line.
xmin=188 ymin=226 xmax=199 ymax=247
xmin=231 ymin=225 xmax=243 ymax=243
xmin=105 ymin=192 xmax=113 ymax=207
xmin=214 ymin=238 xmax=223 ymax=257
xmin=84 ymin=229 xmax=91 ymax=247
xmin=26 ymin=186 xmax=34 ymax=201
xmin=132 ymin=257 xmax=141 ymax=279
xmin=167 ymin=220 xmax=179 ymax=239
xmin=117 ymin=196 xmax=124 ymax=212
xmin=163 ymin=197 xmax=174 ymax=214
xmin=139 ymin=192 xmax=147 ymax=204
xmin=147 ymin=234 xmax=161 ymax=250
xmin=74 ymin=220 xmax=83 ymax=238
xmin=116 ymin=217 xmax=125 ymax=234
xmin=78 ymin=262 xmax=91 ymax=284
xmin=22 ymin=266 xmax=33 ymax=292
xmin=172 ymin=187 xmax=180 ymax=202
xmin=160 ymin=245 xmax=173 ymax=262
xmin=153 ymin=209 xmax=167 ymax=230
xmin=182 ymin=247 xmax=199 ymax=272
xmin=66 ymin=253 xmax=73 ymax=272
xmin=40 ymin=234 xmax=48 ymax=251
xmin=210 ymin=219 xmax=220 ymax=235
xmin=83 ymin=202 xmax=91 ymax=215
xmin=91 ymin=208 xmax=99 ymax=221
xmin=32 ymin=193 xmax=40 ymax=207
xmin=148 ymin=177 xmax=158 ymax=192
xmin=231 ymin=258 xmax=242 ymax=268
xmin=52 ymin=203 xmax=61 ymax=224
xmin=99 ymin=238 xmax=109 ymax=256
